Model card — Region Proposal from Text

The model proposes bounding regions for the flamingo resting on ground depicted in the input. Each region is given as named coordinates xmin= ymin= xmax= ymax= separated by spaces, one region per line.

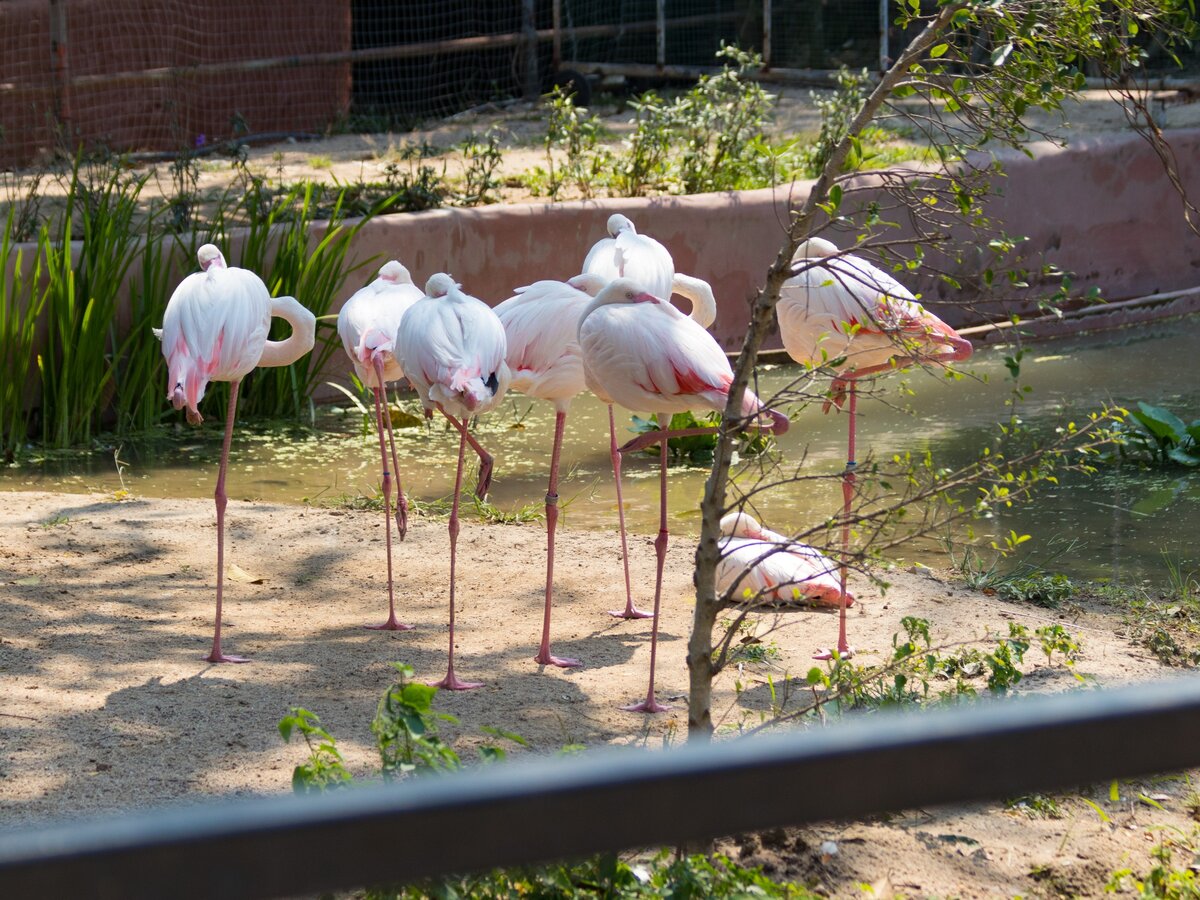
xmin=581 ymin=213 xmax=718 ymax=619
xmin=336 ymin=260 xmax=423 ymax=631
xmin=716 ymin=511 xmax=854 ymax=609
xmin=396 ymin=273 xmax=510 ymax=690
xmin=778 ymin=236 xmax=973 ymax=659
xmin=579 ymin=277 xmax=789 ymax=712
xmin=158 ymin=244 xmax=316 ymax=663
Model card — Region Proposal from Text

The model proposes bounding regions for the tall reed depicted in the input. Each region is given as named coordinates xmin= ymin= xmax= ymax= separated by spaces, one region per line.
xmin=0 ymin=209 xmax=47 ymax=460
xmin=38 ymin=157 xmax=146 ymax=448
xmin=224 ymin=182 xmax=381 ymax=421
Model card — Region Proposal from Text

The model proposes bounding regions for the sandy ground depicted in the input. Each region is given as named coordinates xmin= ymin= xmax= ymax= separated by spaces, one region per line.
xmin=1 ymin=489 xmax=1196 ymax=897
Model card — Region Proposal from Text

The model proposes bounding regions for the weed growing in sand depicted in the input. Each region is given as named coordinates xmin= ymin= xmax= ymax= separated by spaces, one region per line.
xmin=456 ymin=129 xmax=504 ymax=206
xmin=1107 ymin=825 xmax=1200 ymax=898
xmin=1006 ymin=793 xmax=1064 ymax=819
xmin=278 ymin=707 xmax=353 ymax=793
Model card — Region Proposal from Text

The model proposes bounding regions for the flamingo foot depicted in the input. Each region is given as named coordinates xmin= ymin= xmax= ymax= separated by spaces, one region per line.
xmin=534 ymin=650 xmax=581 ymax=668
xmin=429 ymin=672 xmax=484 ymax=691
xmin=205 ymin=651 xmax=250 ymax=664
xmin=812 ymin=646 xmax=856 ymax=661
xmin=621 ymin=697 xmax=672 ymax=714
xmin=608 ymin=604 xmax=654 ymax=620
xmin=364 ymin=617 xmax=415 ymax=632
xmin=474 ymin=457 xmax=494 ymax=500
xmin=395 ymin=503 xmax=409 ymax=541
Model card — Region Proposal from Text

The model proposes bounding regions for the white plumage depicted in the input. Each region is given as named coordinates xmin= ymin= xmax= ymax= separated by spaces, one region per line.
xmin=716 ymin=512 xmax=851 ymax=609
xmin=337 ymin=260 xmax=423 ymax=389
xmin=397 ymin=273 xmax=511 ymax=418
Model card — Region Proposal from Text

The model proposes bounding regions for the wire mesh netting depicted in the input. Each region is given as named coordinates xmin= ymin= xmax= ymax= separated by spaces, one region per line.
xmin=2 ymin=2 xmax=1197 ymax=168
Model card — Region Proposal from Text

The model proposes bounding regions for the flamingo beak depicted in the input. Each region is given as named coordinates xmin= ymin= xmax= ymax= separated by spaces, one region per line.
xmin=633 ymin=292 xmax=660 ymax=304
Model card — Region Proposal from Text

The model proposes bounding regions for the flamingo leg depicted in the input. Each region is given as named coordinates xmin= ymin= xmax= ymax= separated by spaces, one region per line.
xmin=816 ymin=379 xmax=857 ymax=660
xmin=607 ymin=404 xmax=651 ymax=620
xmin=207 ymin=381 xmax=249 ymax=664
xmin=364 ymin=370 xmax=413 ymax=632
xmin=383 ymin=385 xmax=409 ymax=540
xmin=534 ymin=411 xmax=581 ymax=668
xmin=439 ymin=409 xmax=494 ymax=499
xmin=622 ymin=422 xmax=672 ymax=713
xmin=430 ymin=421 xmax=483 ymax=690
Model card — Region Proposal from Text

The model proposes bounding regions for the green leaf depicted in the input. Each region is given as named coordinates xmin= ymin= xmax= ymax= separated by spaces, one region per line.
xmin=991 ymin=42 xmax=1014 ymax=66
xmin=1167 ymin=446 xmax=1200 ymax=467
xmin=930 ymin=43 xmax=950 ymax=58
xmin=1135 ymin=402 xmax=1187 ymax=441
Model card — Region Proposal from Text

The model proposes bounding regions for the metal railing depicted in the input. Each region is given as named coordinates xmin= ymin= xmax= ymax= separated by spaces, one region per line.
xmin=2 ymin=677 xmax=1200 ymax=899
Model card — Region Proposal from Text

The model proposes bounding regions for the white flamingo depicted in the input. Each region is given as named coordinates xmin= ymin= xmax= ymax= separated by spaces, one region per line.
xmin=579 ymin=277 xmax=788 ymax=712
xmin=158 ymin=244 xmax=315 ymax=663
xmin=779 ymin=237 xmax=972 ymax=658
xmin=396 ymin=273 xmax=511 ymax=690
xmin=336 ymin=260 xmax=423 ymax=631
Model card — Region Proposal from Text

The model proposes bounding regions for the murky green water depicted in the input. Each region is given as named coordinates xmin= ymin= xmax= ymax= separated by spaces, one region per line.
xmin=5 ymin=317 xmax=1199 ymax=586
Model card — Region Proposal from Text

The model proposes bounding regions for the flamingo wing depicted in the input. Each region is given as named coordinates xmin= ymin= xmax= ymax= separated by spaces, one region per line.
xmin=580 ymin=299 xmax=734 ymax=415
xmin=717 ymin=536 xmax=850 ymax=608
xmin=337 ymin=277 xmax=423 ymax=386
xmin=161 ymin=266 xmax=270 ymax=416
xmin=614 ymin=230 xmax=674 ymax=300
xmin=495 ymin=280 xmax=589 ymax=404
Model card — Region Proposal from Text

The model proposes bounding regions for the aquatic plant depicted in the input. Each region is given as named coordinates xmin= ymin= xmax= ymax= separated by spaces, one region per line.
xmin=1111 ymin=402 xmax=1200 ymax=468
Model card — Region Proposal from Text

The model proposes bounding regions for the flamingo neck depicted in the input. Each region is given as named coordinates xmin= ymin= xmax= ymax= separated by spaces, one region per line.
xmin=671 ymin=273 xmax=716 ymax=329
xmin=257 ymin=296 xmax=317 ymax=368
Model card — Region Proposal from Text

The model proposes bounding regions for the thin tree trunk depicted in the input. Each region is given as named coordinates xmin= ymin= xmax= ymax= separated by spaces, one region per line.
xmin=686 ymin=3 xmax=964 ymax=743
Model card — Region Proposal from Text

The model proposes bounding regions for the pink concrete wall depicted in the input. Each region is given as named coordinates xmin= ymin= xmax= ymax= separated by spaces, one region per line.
xmin=329 ymin=128 xmax=1200 ymax=354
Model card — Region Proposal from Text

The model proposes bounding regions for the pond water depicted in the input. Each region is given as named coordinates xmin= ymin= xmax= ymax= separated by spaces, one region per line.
xmin=5 ymin=317 xmax=1199 ymax=587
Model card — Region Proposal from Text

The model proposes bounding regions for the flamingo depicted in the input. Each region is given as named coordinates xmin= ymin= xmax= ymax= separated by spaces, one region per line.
xmin=494 ymin=274 xmax=607 ymax=667
xmin=336 ymin=260 xmax=423 ymax=631
xmin=396 ymin=273 xmax=511 ymax=690
xmin=579 ymin=277 xmax=788 ymax=713
xmin=158 ymin=244 xmax=315 ymax=663
xmin=716 ymin=511 xmax=854 ymax=610
xmin=778 ymin=236 xmax=973 ymax=659
xmin=581 ymin=213 xmax=718 ymax=619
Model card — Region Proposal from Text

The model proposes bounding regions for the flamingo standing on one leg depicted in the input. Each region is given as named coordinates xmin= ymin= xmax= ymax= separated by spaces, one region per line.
xmin=581 ymin=213 xmax=718 ymax=619
xmin=158 ymin=244 xmax=316 ymax=663
xmin=716 ymin=511 xmax=855 ymax=610
xmin=337 ymin=260 xmax=423 ymax=631
xmin=494 ymin=274 xmax=612 ymax=667
xmin=778 ymin=236 xmax=973 ymax=659
xmin=579 ymin=278 xmax=789 ymax=713
xmin=396 ymin=273 xmax=510 ymax=690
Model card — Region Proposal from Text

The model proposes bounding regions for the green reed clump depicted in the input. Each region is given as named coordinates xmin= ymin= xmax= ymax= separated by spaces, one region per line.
xmin=37 ymin=155 xmax=148 ymax=448
xmin=207 ymin=181 xmax=383 ymax=421
xmin=0 ymin=208 xmax=47 ymax=460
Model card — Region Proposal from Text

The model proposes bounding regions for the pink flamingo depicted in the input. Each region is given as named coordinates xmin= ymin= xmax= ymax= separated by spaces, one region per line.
xmin=336 ymin=260 xmax=423 ymax=631
xmin=778 ymin=237 xmax=973 ymax=659
xmin=581 ymin=213 xmax=718 ymax=619
xmin=396 ymin=273 xmax=511 ymax=690
xmin=716 ymin=511 xmax=854 ymax=609
xmin=494 ymin=275 xmax=604 ymax=667
xmin=579 ymin=278 xmax=789 ymax=713
xmin=158 ymin=244 xmax=315 ymax=663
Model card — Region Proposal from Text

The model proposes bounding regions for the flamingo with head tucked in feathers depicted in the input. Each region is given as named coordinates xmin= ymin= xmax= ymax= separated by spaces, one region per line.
xmin=581 ymin=213 xmax=718 ymax=620
xmin=494 ymin=273 xmax=610 ymax=668
xmin=158 ymin=244 xmax=316 ymax=663
xmin=396 ymin=273 xmax=510 ymax=690
xmin=579 ymin=277 xmax=788 ymax=713
xmin=336 ymin=260 xmax=423 ymax=631
xmin=778 ymin=236 xmax=973 ymax=659
xmin=716 ymin=511 xmax=854 ymax=610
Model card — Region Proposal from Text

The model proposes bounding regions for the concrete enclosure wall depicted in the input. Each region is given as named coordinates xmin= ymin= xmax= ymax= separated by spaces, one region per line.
xmin=328 ymin=128 xmax=1200 ymax=354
